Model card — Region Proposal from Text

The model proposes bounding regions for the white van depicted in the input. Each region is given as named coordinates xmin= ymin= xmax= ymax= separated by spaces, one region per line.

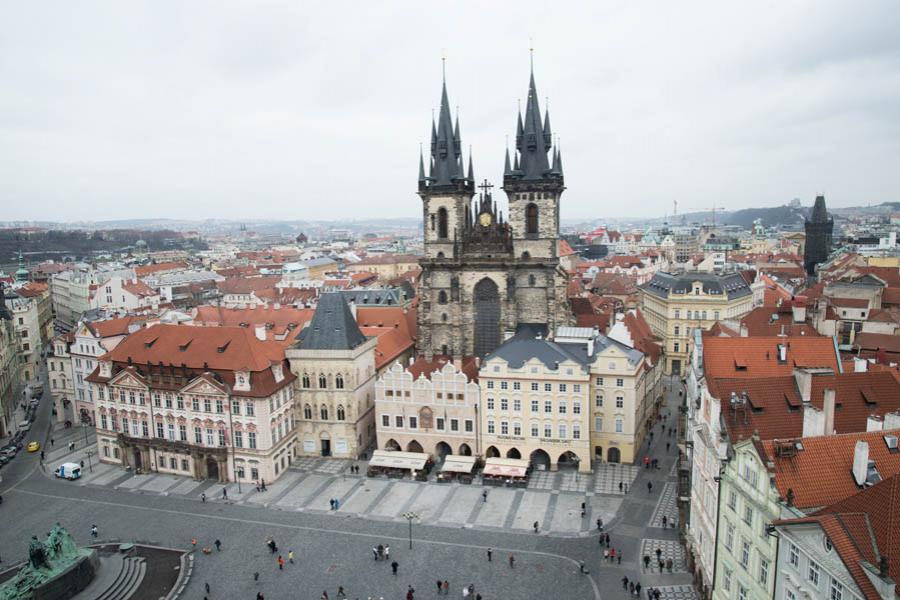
xmin=55 ymin=463 xmax=82 ymax=480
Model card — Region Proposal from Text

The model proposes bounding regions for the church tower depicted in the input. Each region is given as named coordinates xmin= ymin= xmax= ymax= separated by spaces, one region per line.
xmin=417 ymin=63 xmax=570 ymax=360
xmin=803 ymin=195 xmax=833 ymax=275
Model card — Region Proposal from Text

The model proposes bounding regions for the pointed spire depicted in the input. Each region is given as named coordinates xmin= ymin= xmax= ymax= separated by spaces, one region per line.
xmin=467 ymin=147 xmax=474 ymax=182
xmin=514 ymin=153 xmax=520 ymax=171
xmin=514 ymin=59 xmax=551 ymax=180
xmin=504 ymin=147 xmax=512 ymax=176
xmin=427 ymin=60 xmax=466 ymax=188
xmin=555 ymin=146 xmax=564 ymax=177
xmin=542 ymin=100 xmax=552 ymax=147
xmin=418 ymin=145 xmax=426 ymax=184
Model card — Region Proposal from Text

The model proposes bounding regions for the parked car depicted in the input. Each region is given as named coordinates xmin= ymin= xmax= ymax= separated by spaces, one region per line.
xmin=17 ymin=421 xmax=31 ymax=432
xmin=27 ymin=441 xmax=41 ymax=453
xmin=54 ymin=463 xmax=81 ymax=480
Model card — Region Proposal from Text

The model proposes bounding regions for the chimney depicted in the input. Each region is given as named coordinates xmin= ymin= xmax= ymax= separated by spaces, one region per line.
xmin=853 ymin=357 xmax=868 ymax=373
xmin=348 ymin=299 xmax=357 ymax=319
xmin=867 ymin=415 xmax=884 ymax=432
xmin=254 ymin=324 xmax=266 ymax=341
xmin=587 ymin=336 xmax=595 ymax=357
xmin=802 ymin=404 xmax=825 ymax=437
xmin=852 ymin=441 xmax=869 ymax=486
xmin=739 ymin=323 xmax=748 ymax=337
xmin=791 ymin=303 xmax=806 ymax=323
xmin=794 ymin=369 xmax=813 ymax=404
xmin=884 ymin=411 xmax=900 ymax=430
xmin=823 ymin=388 xmax=835 ymax=435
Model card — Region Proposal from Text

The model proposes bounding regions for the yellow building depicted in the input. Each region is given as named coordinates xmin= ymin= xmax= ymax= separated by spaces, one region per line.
xmin=640 ymin=272 xmax=754 ymax=375
xmin=345 ymin=254 xmax=421 ymax=280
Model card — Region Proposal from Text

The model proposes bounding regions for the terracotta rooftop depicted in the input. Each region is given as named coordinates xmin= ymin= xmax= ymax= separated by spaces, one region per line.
xmin=134 ymin=261 xmax=188 ymax=277
xmin=361 ymin=326 xmax=415 ymax=370
xmin=882 ymin=287 xmax=900 ymax=307
xmin=715 ymin=371 xmax=900 ymax=441
xmin=407 ymin=355 xmax=480 ymax=382
xmin=193 ymin=305 xmax=315 ymax=345
xmin=356 ymin=305 xmax=417 ymax=342
xmin=739 ymin=306 xmax=819 ymax=337
xmin=855 ymin=332 xmax=900 ymax=354
xmin=217 ymin=276 xmax=280 ymax=295
xmin=831 ymin=297 xmax=870 ymax=309
xmin=122 ymin=279 xmax=158 ymax=298
xmin=760 ymin=428 xmax=900 ymax=511
xmin=85 ymin=316 xmax=150 ymax=338
xmin=702 ymin=336 xmax=840 ymax=381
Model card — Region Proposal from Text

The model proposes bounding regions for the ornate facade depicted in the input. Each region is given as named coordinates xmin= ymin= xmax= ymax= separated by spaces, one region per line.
xmin=416 ymin=66 xmax=570 ymax=359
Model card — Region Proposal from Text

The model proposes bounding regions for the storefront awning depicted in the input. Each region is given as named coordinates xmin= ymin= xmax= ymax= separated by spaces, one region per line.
xmin=369 ymin=450 xmax=428 ymax=471
xmin=483 ymin=457 xmax=529 ymax=478
xmin=440 ymin=455 xmax=477 ymax=474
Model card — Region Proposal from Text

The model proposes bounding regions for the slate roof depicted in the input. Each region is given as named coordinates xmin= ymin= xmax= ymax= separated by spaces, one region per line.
xmin=641 ymin=271 xmax=752 ymax=299
xmin=341 ymin=287 xmax=412 ymax=307
xmin=485 ymin=332 xmax=642 ymax=371
xmin=295 ymin=292 xmax=367 ymax=351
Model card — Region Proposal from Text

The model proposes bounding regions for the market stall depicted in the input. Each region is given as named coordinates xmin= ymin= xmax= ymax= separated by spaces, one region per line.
xmin=482 ymin=457 xmax=530 ymax=487
xmin=437 ymin=455 xmax=477 ymax=484
xmin=367 ymin=450 xmax=433 ymax=480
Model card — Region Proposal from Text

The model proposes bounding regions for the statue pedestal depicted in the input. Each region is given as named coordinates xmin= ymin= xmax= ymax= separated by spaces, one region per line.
xmin=31 ymin=550 xmax=99 ymax=600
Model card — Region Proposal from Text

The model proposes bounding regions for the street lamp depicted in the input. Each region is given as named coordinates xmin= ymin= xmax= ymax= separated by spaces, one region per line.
xmin=402 ymin=511 xmax=419 ymax=549
xmin=85 ymin=449 xmax=95 ymax=473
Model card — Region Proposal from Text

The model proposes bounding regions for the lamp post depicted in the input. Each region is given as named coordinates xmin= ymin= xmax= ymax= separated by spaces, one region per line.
xmin=402 ymin=511 xmax=419 ymax=549
xmin=85 ymin=449 xmax=95 ymax=473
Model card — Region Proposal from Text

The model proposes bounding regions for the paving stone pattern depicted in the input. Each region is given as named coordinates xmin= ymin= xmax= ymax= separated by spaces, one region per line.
xmin=654 ymin=584 xmax=702 ymax=600
xmin=649 ymin=482 xmax=677 ymax=528
xmin=640 ymin=538 xmax=688 ymax=573
xmin=593 ymin=463 xmax=639 ymax=495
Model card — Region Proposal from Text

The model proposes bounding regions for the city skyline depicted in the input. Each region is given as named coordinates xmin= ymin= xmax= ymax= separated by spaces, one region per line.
xmin=2 ymin=2 xmax=899 ymax=222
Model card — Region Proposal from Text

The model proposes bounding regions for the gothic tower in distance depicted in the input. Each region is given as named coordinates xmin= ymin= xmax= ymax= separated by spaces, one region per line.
xmin=417 ymin=66 xmax=571 ymax=359
xmin=803 ymin=195 xmax=833 ymax=275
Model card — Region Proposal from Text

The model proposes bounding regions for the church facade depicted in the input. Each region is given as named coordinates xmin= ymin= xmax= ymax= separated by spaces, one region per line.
xmin=416 ymin=67 xmax=571 ymax=359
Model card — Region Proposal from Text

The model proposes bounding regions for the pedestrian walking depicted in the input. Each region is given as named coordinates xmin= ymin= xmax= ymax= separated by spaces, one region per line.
xmin=222 ymin=487 xmax=227 ymax=499
xmin=406 ymin=586 xmax=415 ymax=600
xmin=253 ymin=571 xmax=259 ymax=582
xmin=337 ymin=585 xmax=346 ymax=599
xmin=647 ymin=481 xmax=653 ymax=493
xmin=384 ymin=544 xmax=390 ymax=560
xmin=618 ymin=551 xmax=622 ymax=564
xmin=644 ymin=456 xmax=650 ymax=469
xmin=630 ymin=582 xmax=635 ymax=595
xmin=655 ymin=547 xmax=662 ymax=561
xmin=372 ymin=547 xmax=378 ymax=560
xmin=321 ymin=592 xmax=329 ymax=600
xmin=580 ymin=501 xmax=586 ymax=517
xmin=288 ymin=550 xmax=294 ymax=563
xmin=205 ymin=582 xmax=210 ymax=594
xmin=50 ymin=438 xmax=54 ymax=447
xmin=618 ymin=481 xmax=623 ymax=492
xmin=666 ymin=442 xmax=670 ymax=452
xmin=622 ymin=576 xmax=629 ymax=590
xmin=91 ymin=525 xmax=98 ymax=538
xmin=533 ymin=520 xmax=539 ymax=533
xmin=201 ymin=493 xmax=206 ymax=503
xmin=508 ymin=554 xmax=515 ymax=568
xmin=579 ymin=559 xmax=587 ymax=574
xmin=662 ymin=515 xmax=667 ymax=528
xmin=214 ymin=539 xmax=221 ymax=551
xmin=610 ymin=548 xmax=616 ymax=562
xmin=277 ymin=555 xmax=284 ymax=570
xmin=40 ymin=450 xmax=44 ymax=461
xmin=436 ymin=580 xmax=442 ymax=594
xmin=643 ymin=555 xmax=650 ymax=570
xmin=462 ymin=586 xmax=469 ymax=598
xmin=482 ymin=490 xmax=487 ymax=503
xmin=391 ymin=560 xmax=398 ymax=575
xmin=329 ymin=498 xmax=334 ymax=510
xmin=658 ymin=559 xmax=664 ymax=572
xmin=666 ymin=558 xmax=673 ymax=573
xmin=486 ymin=548 xmax=492 ymax=562
xmin=442 ymin=580 xmax=449 ymax=594
xmin=377 ymin=544 xmax=384 ymax=559
xmin=596 ymin=517 xmax=603 ymax=531
xmin=256 ymin=593 xmax=264 ymax=600
xmin=603 ymin=549 xmax=609 ymax=561
xmin=635 ymin=582 xmax=642 ymax=596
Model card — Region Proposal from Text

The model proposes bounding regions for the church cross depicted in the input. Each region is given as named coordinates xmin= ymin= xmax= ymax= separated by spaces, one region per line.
xmin=478 ymin=179 xmax=493 ymax=196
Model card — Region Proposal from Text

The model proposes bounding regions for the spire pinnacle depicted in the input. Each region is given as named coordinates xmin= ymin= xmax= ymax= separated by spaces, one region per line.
xmin=467 ymin=146 xmax=474 ymax=182
xmin=418 ymin=144 xmax=426 ymax=183
xmin=504 ymin=146 xmax=512 ymax=176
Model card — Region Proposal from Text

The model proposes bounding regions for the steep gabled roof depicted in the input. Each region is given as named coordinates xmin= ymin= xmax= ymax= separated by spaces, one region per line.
xmin=295 ymin=292 xmax=367 ymax=351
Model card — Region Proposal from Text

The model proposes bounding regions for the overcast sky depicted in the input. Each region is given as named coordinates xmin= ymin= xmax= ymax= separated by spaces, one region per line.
xmin=2 ymin=2 xmax=899 ymax=223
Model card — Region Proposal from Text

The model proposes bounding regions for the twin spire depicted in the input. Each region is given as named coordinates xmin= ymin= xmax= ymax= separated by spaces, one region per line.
xmin=419 ymin=58 xmax=563 ymax=192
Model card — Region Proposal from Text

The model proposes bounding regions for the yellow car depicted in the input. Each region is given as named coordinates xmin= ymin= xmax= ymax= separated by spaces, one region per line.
xmin=27 ymin=441 xmax=41 ymax=453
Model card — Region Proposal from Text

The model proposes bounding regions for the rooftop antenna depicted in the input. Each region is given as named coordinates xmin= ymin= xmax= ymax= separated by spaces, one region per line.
xmin=441 ymin=49 xmax=447 ymax=83
xmin=529 ymin=37 xmax=534 ymax=73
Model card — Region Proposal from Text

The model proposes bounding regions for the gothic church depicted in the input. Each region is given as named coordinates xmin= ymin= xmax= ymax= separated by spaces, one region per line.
xmin=417 ymin=65 xmax=571 ymax=359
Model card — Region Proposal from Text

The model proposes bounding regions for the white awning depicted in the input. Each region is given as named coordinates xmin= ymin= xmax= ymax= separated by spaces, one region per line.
xmin=369 ymin=450 xmax=428 ymax=471
xmin=483 ymin=457 xmax=529 ymax=478
xmin=440 ymin=455 xmax=477 ymax=474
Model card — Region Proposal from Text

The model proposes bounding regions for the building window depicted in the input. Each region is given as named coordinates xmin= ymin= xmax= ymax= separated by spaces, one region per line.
xmin=714 ymin=311 xmax=720 ymax=320
xmin=531 ymin=423 xmax=539 ymax=437
xmin=544 ymin=401 xmax=552 ymax=413
xmin=194 ymin=427 xmax=202 ymax=444
xmin=141 ymin=421 xmax=149 ymax=437
xmin=558 ymin=400 xmax=567 ymax=414
xmin=181 ymin=459 xmax=189 ymax=471
xmin=513 ymin=399 xmax=521 ymax=412
xmin=395 ymin=415 xmax=404 ymax=428
xmin=500 ymin=381 xmax=508 ymax=390
xmin=128 ymin=391 xmax=136 ymax=404
xmin=728 ymin=490 xmax=737 ymax=511
xmin=740 ymin=539 xmax=750 ymax=568
xmin=465 ymin=420 xmax=473 ymax=432
xmin=513 ymin=382 xmax=521 ymax=390
xmin=559 ymin=383 xmax=567 ymax=392
xmin=336 ymin=405 xmax=346 ymax=421
xmin=436 ymin=417 xmax=445 ymax=430
xmin=544 ymin=423 xmax=552 ymax=438
xmin=544 ymin=383 xmax=552 ymax=392
xmin=759 ymin=559 xmax=769 ymax=586
xmin=572 ymin=424 xmax=581 ymax=439
xmin=531 ymin=382 xmax=538 ymax=391
xmin=179 ymin=424 xmax=187 ymax=441
xmin=673 ymin=342 xmax=680 ymax=353
xmin=674 ymin=325 xmax=680 ymax=336
xmin=204 ymin=399 xmax=212 ymax=413
xmin=738 ymin=586 xmax=748 ymax=600
xmin=321 ymin=405 xmax=329 ymax=420
xmin=615 ymin=396 xmax=624 ymax=408
xmin=381 ymin=414 xmax=390 ymax=428
xmin=248 ymin=432 xmax=257 ymax=449
xmin=500 ymin=398 xmax=508 ymax=410
xmin=232 ymin=400 xmax=241 ymax=415
xmin=722 ymin=567 xmax=732 ymax=591
xmin=437 ymin=207 xmax=448 ymax=238
xmin=808 ymin=561 xmax=820 ymax=586
xmin=725 ymin=522 xmax=735 ymax=551
xmin=573 ymin=384 xmax=581 ymax=393
xmin=615 ymin=418 xmax=623 ymax=433
xmin=596 ymin=377 xmax=603 ymax=386
xmin=156 ymin=422 xmax=164 ymax=438
xmin=596 ymin=394 xmax=603 ymax=407
xmin=450 ymin=418 xmax=459 ymax=432
xmin=205 ymin=428 xmax=214 ymax=446
xmin=531 ymin=399 xmax=539 ymax=412
xmin=218 ymin=430 xmax=226 ymax=446
xmin=319 ymin=374 xmax=327 ymax=389
xmin=487 ymin=398 xmax=495 ymax=410
xmin=487 ymin=420 xmax=495 ymax=434
xmin=513 ymin=422 xmax=521 ymax=436
xmin=501 ymin=421 xmax=508 ymax=435
xmin=302 ymin=374 xmax=310 ymax=388
xmin=616 ymin=378 xmax=624 ymax=387
xmin=594 ymin=416 xmax=603 ymax=431
xmin=572 ymin=401 xmax=581 ymax=414
xmin=829 ymin=580 xmax=843 ymax=600
xmin=486 ymin=381 xmax=494 ymax=389
xmin=245 ymin=401 xmax=254 ymax=416
xmin=192 ymin=398 xmax=199 ymax=411
xmin=335 ymin=374 xmax=344 ymax=389
xmin=558 ymin=424 xmax=566 ymax=439
xmin=216 ymin=399 xmax=224 ymax=413
xmin=177 ymin=395 xmax=184 ymax=409
xmin=743 ymin=505 xmax=753 ymax=526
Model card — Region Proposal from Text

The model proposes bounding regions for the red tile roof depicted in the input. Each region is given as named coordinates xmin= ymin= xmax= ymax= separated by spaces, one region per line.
xmin=134 ymin=261 xmax=188 ymax=277
xmin=882 ymin=287 xmax=900 ymax=307
xmin=761 ymin=428 xmax=900 ymax=511
xmin=831 ymin=297 xmax=870 ymax=309
xmin=217 ymin=276 xmax=280 ymax=295
xmin=356 ymin=306 xmax=417 ymax=342
xmin=122 ymin=279 xmax=158 ymax=298
xmin=407 ymin=355 xmax=480 ymax=382
xmin=740 ymin=306 xmax=820 ymax=337
xmin=558 ymin=240 xmax=576 ymax=257
xmin=86 ymin=316 xmax=150 ymax=338
xmin=16 ymin=282 xmax=48 ymax=297
xmin=193 ymin=305 xmax=315 ymax=345
xmin=623 ymin=308 xmax=662 ymax=365
xmin=702 ymin=336 xmax=839 ymax=381
xmin=361 ymin=326 xmax=414 ymax=370
xmin=855 ymin=332 xmax=900 ymax=354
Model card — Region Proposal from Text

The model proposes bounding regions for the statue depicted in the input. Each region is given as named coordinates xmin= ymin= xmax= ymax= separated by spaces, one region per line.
xmin=27 ymin=536 xmax=48 ymax=570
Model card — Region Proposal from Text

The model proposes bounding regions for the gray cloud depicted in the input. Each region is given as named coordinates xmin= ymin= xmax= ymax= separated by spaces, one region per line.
xmin=1 ymin=1 xmax=898 ymax=222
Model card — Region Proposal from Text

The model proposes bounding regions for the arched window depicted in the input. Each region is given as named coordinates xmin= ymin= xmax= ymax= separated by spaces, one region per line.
xmin=441 ymin=313 xmax=448 ymax=322
xmin=441 ymin=344 xmax=448 ymax=355
xmin=438 ymin=207 xmax=448 ymax=239
xmin=526 ymin=203 xmax=538 ymax=235
xmin=335 ymin=374 xmax=344 ymax=389
xmin=303 ymin=404 xmax=312 ymax=419
xmin=301 ymin=374 xmax=311 ymax=388
xmin=521 ymin=251 xmax=530 ymax=259
xmin=436 ymin=251 xmax=445 ymax=259
xmin=320 ymin=405 xmax=329 ymax=420
xmin=318 ymin=374 xmax=327 ymax=389
xmin=438 ymin=290 xmax=448 ymax=304
xmin=337 ymin=405 xmax=346 ymax=421
xmin=528 ymin=274 xmax=536 ymax=286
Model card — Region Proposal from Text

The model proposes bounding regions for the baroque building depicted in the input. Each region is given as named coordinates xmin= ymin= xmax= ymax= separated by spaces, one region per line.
xmin=416 ymin=66 xmax=570 ymax=359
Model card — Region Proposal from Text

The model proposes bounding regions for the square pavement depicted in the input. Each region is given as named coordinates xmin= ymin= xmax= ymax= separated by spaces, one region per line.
xmin=593 ymin=463 xmax=639 ymax=495
xmin=654 ymin=584 xmax=701 ymax=600
xmin=526 ymin=470 xmax=557 ymax=490
xmin=640 ymin=538 xmax=688 ymax=573
xmin=649 ymin=482 xmax=677 ymax=528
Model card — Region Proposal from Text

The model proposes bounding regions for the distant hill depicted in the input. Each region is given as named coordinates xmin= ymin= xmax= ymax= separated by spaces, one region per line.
xmin=722 ymin=205 xmax=807 ymax=228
